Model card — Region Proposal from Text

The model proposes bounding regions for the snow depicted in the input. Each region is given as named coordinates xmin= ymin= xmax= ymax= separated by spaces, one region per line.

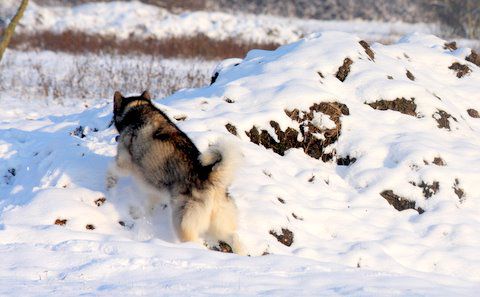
xmin=1 ymin=31 xmax=480 ymax=295
xmin=16 ymin=1 xmax=443 ymax=45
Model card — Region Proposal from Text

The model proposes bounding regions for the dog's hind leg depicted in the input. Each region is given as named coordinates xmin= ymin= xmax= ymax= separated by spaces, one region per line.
xmin=208 ymin=194 xmax=246 ymax=255
xmin=172 ymin=194 xmax=212 ymax=245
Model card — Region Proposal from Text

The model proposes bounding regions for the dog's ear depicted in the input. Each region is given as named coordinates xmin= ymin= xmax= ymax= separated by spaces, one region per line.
xmin=141 ymin=90 xmax=151 ymax=101
xmin=113 ymin=91 xmax=123 ymax=113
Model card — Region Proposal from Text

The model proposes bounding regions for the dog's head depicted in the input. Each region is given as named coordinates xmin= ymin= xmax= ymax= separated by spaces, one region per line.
xmin=113 ymin=90 xmax=151 ymax=132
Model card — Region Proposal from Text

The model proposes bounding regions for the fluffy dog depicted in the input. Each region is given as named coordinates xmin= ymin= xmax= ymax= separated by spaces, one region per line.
xmin=106 ymin=91 xmax=245 ymax=255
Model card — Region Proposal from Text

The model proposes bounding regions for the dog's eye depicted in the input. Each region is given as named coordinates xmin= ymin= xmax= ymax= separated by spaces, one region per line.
xmin=115 ymin=135 xmax=119 ymax=142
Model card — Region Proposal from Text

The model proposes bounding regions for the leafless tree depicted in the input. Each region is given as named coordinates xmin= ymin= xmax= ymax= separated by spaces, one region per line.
xmin=426 ymin=0 xmax=480 ymax=38
xmin=0 ymin=0 xmax=29 ymax=63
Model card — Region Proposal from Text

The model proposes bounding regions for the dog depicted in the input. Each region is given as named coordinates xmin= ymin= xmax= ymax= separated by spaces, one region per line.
xmin=106 ymin=90 xmax=245 ymax=255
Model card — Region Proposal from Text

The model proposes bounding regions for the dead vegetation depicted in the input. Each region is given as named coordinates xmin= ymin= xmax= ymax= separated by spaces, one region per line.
xmin=10 ymin=30 xmax=279 ymax=60
xmin=366 ymin=98 xmax=417 ymax=116
xmin=0 ymin=52 xmax=212 ymax=101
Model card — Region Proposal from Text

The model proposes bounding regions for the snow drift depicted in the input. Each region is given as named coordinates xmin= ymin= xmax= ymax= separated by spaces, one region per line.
xmin=1 ymin=32 xmax=480 ymax=295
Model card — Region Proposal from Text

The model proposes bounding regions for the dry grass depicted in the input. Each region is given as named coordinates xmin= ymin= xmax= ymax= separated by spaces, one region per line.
xmin=0 ymin=52 xmax=215 ymax=102
xmin=10 ymin=30 xmax=280 ymax=60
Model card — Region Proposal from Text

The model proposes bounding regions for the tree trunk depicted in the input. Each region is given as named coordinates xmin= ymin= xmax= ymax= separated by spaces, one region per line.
xmin=0 ymin=0 xmax=29 ymax=63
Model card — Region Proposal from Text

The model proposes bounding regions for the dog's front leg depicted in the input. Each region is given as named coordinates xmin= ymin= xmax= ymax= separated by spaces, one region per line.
xmin=106 ymin=143 xmax=134 ymax=190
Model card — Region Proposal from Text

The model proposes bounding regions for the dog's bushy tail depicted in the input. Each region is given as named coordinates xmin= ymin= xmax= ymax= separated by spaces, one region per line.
xmin=200 ymin=139 xmax=241 ymax=189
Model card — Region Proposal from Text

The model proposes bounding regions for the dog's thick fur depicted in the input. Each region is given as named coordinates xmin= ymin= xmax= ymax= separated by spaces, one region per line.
xmin=107 ymin=91 xmax=245 ymax=255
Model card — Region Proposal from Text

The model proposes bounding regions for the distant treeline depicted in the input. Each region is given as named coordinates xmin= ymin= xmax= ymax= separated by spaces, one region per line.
xmin=16 ymin=0 xmax=480 ymax=39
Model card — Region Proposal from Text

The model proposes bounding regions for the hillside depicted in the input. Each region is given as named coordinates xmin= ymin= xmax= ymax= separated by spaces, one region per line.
xmin=1 ymin=32 xmax=480 ymax=295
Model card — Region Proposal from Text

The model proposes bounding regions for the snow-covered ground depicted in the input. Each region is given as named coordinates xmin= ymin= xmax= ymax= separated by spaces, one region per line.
xmin=1 ymin=0 xmax=464 ymax=46
xmin=1 ymin=31 xmax=480 ymax=295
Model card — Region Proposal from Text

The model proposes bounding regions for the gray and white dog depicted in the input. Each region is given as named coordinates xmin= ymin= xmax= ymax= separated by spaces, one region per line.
xmin=107 ymin=91 xmax=245 ymax=255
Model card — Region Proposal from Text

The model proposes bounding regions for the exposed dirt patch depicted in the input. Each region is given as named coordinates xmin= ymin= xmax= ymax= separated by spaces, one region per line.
xmin=412 ymin=181 xmax=439 ymax=199
xmin=449 ymin=62 xmax=471 ymax=78
xmin=54 ymin=219 xmax=67 ymax=226
xmin=444 ymin=41 xmax=457 ymax=51
xmin=467 ymin=108 xmax=479 ymax=118
xmin=308 ymin=175 xmax=315 ymax=182
xmin=337 ymin=155 xmax=357 ymax=166
xmin=406 ymin=70 xmax=415 ymax=81
xmin=381 ymin=190 xmax=424 ymax=214
xmin=366 ymin=98 xmax=417 ymax=116
xmin=71 ymin=126 xmax=86 ymax=138
xmin=433 ymin=157 xmax=446 ymax=166
xmin=453 ymin=179 xmax=466 ymax=202
xmin=94 ymin=197 xmax=106 ymax=206
xmin=270 ymin=228 xmax=294 ymax=247
xmin=387 ymin=75 xmax=393 ymax=80
xmin=118 ymin=220 xmax=134 ymax=229
xmin=85 ymin=224 xmax=95 ymax=230
xmin=317 ymin=71 xmax=325 ymax=79
xmin=359 ymin=40 xmax=375 ymax=60
xmin=277 ymin=197 xmax=286 ymax=204
xmin=433 ymin=109 xmax=457 ymax=130
xmin=247 ymin=102 xmax=349 ymax=161
xmin=336 ymin=57 xmax=353 ymax=82
xmin=225 ymin=123 xmax=238 ymax=135
xmin=211 ymin=241 xmax=233 ymax=253
xmin=224 ymin=97 xmax=235 ymax=103
xmin=466 ymin=50 xmax=480 ymax=67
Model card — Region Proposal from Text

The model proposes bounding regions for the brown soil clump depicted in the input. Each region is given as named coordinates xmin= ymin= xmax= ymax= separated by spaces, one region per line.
xmin=366 ymin=98 xmax=417 ymax=116
xmin=449 ymin=62 xmax=471 ymax=78
xmin=359 ymin=40 xmax=375 ymax=60
xmin=467 ymin=109 xmax=479 ymax=118
xmin=453 ymin=179 xmax=466 ymax=202
xmin=406 ymin=70 xmax=415 ymax=81
xmin=432 ymin=157 xmax=445 ymax=166
xmin=94 ymin=197 xmax=106 ymax=206
xmin=444 ymin=41 xmax=457 ymax=51
xmin=85 ymin=224 xmax=95 ymax=230
xmin=270 ymin=228 xmax=294 ymax=246
xmin=413 ymin=181 xmax=440 ymax=199
xmin=225 ymin=123 xmax=238 ymax=135
xmin=336 ymin=58 xmax=353 ymax=82
xmin=247 ymin=102 xmax=349 ymax=161
xmin=211 ymin=241 xmax=233 ymax=253
xmin=466 ymin=50 xmax=480 ymax=67
xmin=433 ymin=109 xmax=457 ymax=130
xmin=54 ymin=219 xmax=67 ymax=226
xmin=381 ymin=190 xmax=424 ymax=214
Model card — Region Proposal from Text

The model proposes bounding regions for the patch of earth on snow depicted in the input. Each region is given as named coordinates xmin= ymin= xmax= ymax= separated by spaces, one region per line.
xmin=1 ymin=32 xmax=480 ymax=295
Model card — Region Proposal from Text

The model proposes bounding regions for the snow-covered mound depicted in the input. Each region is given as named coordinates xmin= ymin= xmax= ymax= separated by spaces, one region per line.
xmin=1 ymin=32 xmax=480 ymax=295
xmin=13 ymin=1 xmax=437 ymax=44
